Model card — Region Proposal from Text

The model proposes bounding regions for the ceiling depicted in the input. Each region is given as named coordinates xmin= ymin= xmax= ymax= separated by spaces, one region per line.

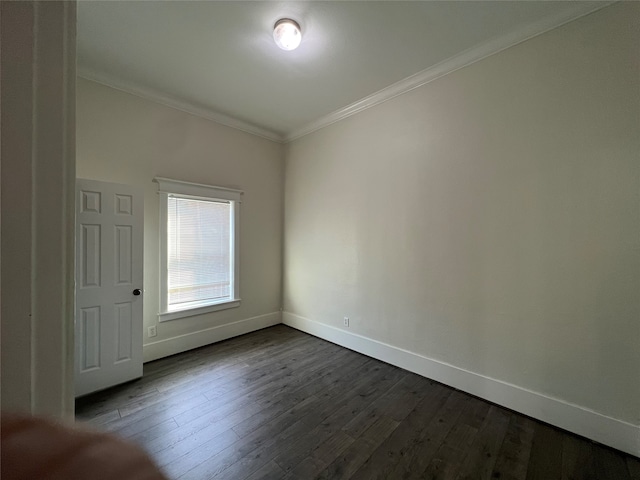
xmin=77 ymin=1 xmax=606 ymax=142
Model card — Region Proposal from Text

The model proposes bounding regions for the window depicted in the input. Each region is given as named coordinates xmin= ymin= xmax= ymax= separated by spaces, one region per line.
xmin=154 ymin=177 xmax=242 ymax=321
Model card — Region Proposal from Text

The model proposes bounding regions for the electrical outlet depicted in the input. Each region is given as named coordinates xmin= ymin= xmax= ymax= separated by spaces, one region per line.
xmin=148 ymin=325 xmax=157 ymax=338
xmin=343 ymin=317 xmax=349 ymax=327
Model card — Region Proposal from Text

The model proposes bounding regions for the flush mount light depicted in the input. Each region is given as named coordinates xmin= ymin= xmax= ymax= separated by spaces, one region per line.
xmin=273 ymin=18 xmax=302 ymax=51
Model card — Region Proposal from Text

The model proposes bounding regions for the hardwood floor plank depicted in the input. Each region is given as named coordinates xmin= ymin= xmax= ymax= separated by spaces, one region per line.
xmin=76 ymin=383 xmax=159 ymax=419
xmin=145 ymin=351 xmax=344 ymax=453
xmin=316 ymin=415 xmax=399 ymax=480
xmin=526 ymin=423 xmax=564 ymax=480
xmin=627 ymin=456 xmax=640 ymax=480
xmin=394 ymin=391 xmax=467 ymax=479
xmin=177 ymin=415 xmax=306 ymax=479
xmin=76 ymin=408 xmax=120 ymax=427
xmin=390 ymin=390 xmax=468 ymax=480
xmin=349 ymin=380 xmax=455 ymax=480
xmin=341 ymin=372 xmax=427 ymax=438
xmin=423 ymin=427 xmax=477 ymax=479
xmin=140 ymin=327 xmax=282 ymax=380
xmin=593 ymin=445 xmax=632 ymax=480
xmin=157 ymin=428 xmax=240 ymax=479
xmin=419 ymin=397 xmax=492 ymax=480
xmin=116 ymin=378 xmax=228 ymax=419
xmin=155 ymin=352 xmax=340 ymax=451
xmin=230 ymin=366 xmax=346 ymax=439
xmin=455 ymin=405 xmax=511 ymax=480
xmin=120 ymin=334 xmax=317 ymax=418
xmin=209 ymin=360 xmax=396 ymax=480
xmin=128 ymin=418 xmax=179 ymax=446
xmin=74 ymin=326 xmax=636 ymax=480
xmin=284 ymin=457 xmax=330 ymax=479
xmin=491 ymin=414 xmax=536 ymax=480
xmin=171 ymin=340 xmax=347 ymax=430
xmin=146 ymin=400 xmax=261 ymax=457
xmin=272 ymin=364 xmax=406 ymax=474
xmin=311 ymin=430 xmax=356 ymax=466
xmin=108 ymin=392 xmax=210 ymax=438
xmin=110 ymin=336 xmax=328 ymax=440
xmin=162 ymin=392 xmax=319 ymax=478
xmin=176 ymin=359 xmax=381 ymax=480
xmin=561 ymin=434 xmax=596 ymax=480
xmin=244 ymin=460 xmax=287 ymax=480
xmin=141 ymin=328 xmax=313 ymax=401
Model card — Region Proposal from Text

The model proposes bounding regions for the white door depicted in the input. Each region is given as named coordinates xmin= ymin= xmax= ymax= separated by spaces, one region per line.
xmin=75 ymin=179 xmax=144 ymax=397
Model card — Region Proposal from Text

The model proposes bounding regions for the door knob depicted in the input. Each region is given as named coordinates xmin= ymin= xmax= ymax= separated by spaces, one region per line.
xmin=133 ymin=288 xmax=141 ymax=296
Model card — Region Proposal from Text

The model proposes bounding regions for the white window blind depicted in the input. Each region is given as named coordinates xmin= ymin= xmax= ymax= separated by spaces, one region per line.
xmin=155 ymin=176 xmax=242 ymax=321
xmin=167 ymin=196 xmax=232 ymax=311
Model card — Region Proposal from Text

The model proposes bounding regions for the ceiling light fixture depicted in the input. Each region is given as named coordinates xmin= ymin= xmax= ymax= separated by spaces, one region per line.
xmin=273 ymin=18 xmax=302 ymax=51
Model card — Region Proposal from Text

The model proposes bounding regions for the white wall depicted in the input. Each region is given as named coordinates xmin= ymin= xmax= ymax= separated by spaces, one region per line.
xmin=76 ymin=78 xmax=284 ymax=361
xmin=1 ymin=1 xmax=76 ymax=418
xmin=284 ymin=3 xmax=639 ymax=454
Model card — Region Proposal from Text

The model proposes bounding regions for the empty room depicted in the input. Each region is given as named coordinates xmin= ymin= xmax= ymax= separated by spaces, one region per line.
xmin=1 ymin=1 xmax=638 ymax=479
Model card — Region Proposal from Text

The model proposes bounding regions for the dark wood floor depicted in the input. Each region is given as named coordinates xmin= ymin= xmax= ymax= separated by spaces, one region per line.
xmin=76 ymin=325 xmax=639 ymax=480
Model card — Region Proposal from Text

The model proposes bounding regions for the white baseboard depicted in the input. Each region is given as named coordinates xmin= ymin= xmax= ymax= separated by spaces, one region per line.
xmin=143 ymin=311 xmax=282 ymax=362
xmin=283 ymin=312 xmax=639 ymax=457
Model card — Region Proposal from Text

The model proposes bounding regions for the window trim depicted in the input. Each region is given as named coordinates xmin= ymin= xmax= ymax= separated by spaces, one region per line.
xmin=154 ymin=177 xmax=242 ymax=322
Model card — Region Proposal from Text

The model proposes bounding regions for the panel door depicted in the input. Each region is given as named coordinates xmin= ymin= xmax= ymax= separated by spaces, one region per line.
xmin=75 ymin=179 xmax=144 ymax=397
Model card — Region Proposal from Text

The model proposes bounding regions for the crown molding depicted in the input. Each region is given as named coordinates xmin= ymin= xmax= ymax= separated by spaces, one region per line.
xmin=77 ymin=67 xmax=285 ymax=143
xmin=285 ymin=2 xmax=615 ymax=143
xmin=79 ymin=2 xmax=614 ymax=145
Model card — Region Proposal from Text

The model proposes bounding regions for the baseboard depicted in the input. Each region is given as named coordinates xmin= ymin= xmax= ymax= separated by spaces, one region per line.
xmin=143 ymin=311 xmax=282 ymax=362
xmin=283 ymin=312 xmax=639 ymax=457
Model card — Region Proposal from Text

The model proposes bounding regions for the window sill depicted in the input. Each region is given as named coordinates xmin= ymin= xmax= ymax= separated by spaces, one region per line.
xmin=158 ymin=299 xmax=241 ymax=322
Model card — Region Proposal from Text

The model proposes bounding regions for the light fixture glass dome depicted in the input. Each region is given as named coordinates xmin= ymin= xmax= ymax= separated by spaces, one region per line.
xmin=273 ymin=18 xmax=302 ymax=51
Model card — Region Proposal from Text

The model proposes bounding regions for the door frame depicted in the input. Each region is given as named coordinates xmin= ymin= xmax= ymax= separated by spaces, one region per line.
xmin=0 ymin=1 xmax=77 ymax=418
